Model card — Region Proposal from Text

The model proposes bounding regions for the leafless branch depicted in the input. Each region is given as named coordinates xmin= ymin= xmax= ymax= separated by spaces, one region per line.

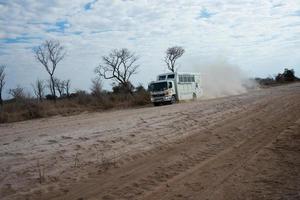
xmin=32 ymin=79 xmax=45 ymax=102
xmin=34 ymin=40 xmax=66 ymax=101
xmin=9 ymin=85 xmax=25 ymax=100
xmin=53 ymin=78 xmax=64 ymax=97
xmin=95 ymin=48 xmax=139 ymax=93
xmin=91 ymin=77 xmax=102 ymax=97
xmin=164 ymin=46 xmax=185 ymax=72
xmin=0 ymin=65 xmax=5 ymax=106
xmin=65 ymin=79 xmax=71 ymax=97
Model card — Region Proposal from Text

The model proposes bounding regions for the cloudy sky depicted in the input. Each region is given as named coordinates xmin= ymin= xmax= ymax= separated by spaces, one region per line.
xmin=1 ymin=0 xmax=300 ymax=97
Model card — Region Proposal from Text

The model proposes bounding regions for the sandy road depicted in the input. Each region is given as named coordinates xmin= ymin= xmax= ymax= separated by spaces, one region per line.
xmin=1 ymin=83 xmax=300 ymax=200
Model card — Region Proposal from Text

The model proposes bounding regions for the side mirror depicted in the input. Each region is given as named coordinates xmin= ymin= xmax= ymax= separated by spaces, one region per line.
xmin=168 ymin=82 xmax=173 ymax=88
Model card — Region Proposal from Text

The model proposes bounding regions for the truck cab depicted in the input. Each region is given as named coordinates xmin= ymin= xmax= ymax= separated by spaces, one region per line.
xmin=148 ymin=80 xmax=176 ymax=106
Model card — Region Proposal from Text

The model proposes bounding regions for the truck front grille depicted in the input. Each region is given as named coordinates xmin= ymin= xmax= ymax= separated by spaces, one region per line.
xmin=152 ymin=93 xmax=165 ymax=98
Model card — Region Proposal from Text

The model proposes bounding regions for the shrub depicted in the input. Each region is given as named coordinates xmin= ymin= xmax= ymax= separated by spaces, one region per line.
xmin=45 ymin=94 xmax=56 ymax=100
xmin=0 ymin=85 xmax=151 ymax=123
xmin=275 ymin=68 xmax=296 ymax=82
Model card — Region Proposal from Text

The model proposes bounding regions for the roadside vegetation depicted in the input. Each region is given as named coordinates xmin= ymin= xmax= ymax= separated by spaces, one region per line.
xmin=255 ymin=68 xmax=299 ymax=87
xmin=0 ymin=84 xmax=150 ymax=123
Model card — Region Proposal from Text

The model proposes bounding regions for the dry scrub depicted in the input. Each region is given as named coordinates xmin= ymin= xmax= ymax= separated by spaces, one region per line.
xmin=0 ymin=90 xmax=150 ymax=123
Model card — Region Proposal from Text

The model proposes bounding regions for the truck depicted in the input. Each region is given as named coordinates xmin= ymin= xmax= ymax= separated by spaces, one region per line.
xmin=148 ymin=72 xmax=203 ymax=106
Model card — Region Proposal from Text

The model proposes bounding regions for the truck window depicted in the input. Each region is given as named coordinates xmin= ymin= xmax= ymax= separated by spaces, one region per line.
xmin=167 ymin=74 xmax=175 ymax=79
xmin=149 ymin=82 xmax=168 ymax=92
xmin=179 ymin=75 xmax=195 ymax=83
xmin=158 ymin=75 xmax=166 ymax=80
xmin=179 ymin=75 xmax=184 ymax=82
xmin=191 ymin=76 xmax=195 ymax=82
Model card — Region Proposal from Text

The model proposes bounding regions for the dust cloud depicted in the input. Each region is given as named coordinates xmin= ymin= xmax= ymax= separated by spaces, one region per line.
xmin=194 ymin=60 xmax=257 ymax=99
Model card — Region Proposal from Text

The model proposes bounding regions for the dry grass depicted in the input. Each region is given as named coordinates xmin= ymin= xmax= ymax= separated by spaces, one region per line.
xmin=0 ymin=91 xmax=150 ymax=123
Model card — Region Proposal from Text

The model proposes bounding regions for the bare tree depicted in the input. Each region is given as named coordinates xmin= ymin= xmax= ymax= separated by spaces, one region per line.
xmin=47 ymin=79 xmax=55 ymax=98
xmin=53 ymin=78 xmax=65 ymax=97
xmin=164 ymin=46 xmax=185 ymax=72
xmin=9 ymin=86 xmax=25 ymax=101
xmin=32 ymin=79 xmax=45 ymax=102
xmin=53 ymin=78 xmax=71 ymax=97
xmin=64 ymin=79 xmax=71 ymax=97
xmin=95 ymin=48 xmax=139 ymax=93
xmin=90 ymin=77 xmax=102 ymax=97
xmin=0 ymin=65 xmax=5 ymax=106
xmin=34 ymin=40 xmax=66 ymax=101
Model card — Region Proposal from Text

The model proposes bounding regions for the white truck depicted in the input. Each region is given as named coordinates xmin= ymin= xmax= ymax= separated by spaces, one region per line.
xmin=148 ymin=72 xmax=203 ymax=106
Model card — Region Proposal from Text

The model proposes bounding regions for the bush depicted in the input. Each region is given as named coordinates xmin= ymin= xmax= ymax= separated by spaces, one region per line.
xmin=256 ymin=68 xmax=299 ymax=87
xmin=23 ymin=101 xmax=44 ymax=119
xmin=45 ymin=94 xmax=56 ymax=100
xmin=0 ymin=87 xmax=151 ymax=123
xmin=0 ymin=112 xmax=8 ymax=123
xmin=112 ymin=82 xmax=134 ymax=94
xmin=133 ymin=87 xmax=150 ymax=106
xmin=275 ymin=68 xmax=297 ymax=82
xmin=255 ymin=77 xmax=276 ymax=86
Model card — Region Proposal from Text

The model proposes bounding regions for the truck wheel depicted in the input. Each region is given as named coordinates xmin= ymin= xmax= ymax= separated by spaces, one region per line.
xmin=153 ymin=102 xmax=160 ymax=106
xmin=171 ymin=96 xmax=176 ymax=104
xmin=193 ymin=93 xmax=197 ymax=100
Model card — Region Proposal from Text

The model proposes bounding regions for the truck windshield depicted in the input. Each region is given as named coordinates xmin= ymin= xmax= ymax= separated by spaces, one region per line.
xmin=149 ymin=82 xmax=168 ymax=92
xmin=158 ymin=75 xmax=166 ymax=80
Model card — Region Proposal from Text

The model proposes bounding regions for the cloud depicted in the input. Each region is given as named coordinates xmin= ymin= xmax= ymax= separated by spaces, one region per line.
xmin=0 ymin=0 xmax=300 ymax=98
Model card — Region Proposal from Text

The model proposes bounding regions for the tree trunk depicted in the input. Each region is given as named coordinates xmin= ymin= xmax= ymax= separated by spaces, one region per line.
xmin=50 ymin=76 xmax=57 ymax=102
xmin=0 ymin=93 xmax=3 ymax=107
xmin=66 ymin=87 xmax=69 ymax=97
xmin=123 ymin=82 xmax=133 ymax=95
